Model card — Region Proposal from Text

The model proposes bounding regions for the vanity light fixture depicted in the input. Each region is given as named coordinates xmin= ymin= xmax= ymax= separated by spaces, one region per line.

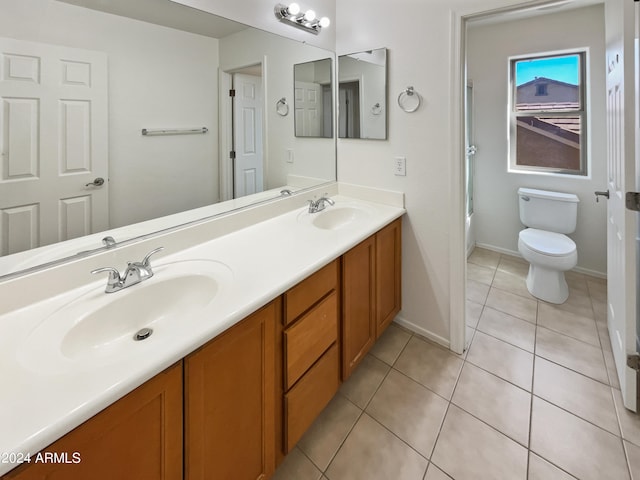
xmin=274 ymin=3 xmax=330 ymax=34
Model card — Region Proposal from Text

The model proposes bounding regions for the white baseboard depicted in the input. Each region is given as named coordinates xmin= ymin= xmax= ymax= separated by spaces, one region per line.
xmin=466 ymin=241 xmax=475 ymax=259
xmin=393 ymin=315 xmax=450 ymax=350
xmin=474 ymin=242 xmax=607 ymax=279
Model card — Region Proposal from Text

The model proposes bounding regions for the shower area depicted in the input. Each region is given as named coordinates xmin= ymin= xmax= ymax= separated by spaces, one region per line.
xmin=465 ymin=81 xmax=477 ymax=256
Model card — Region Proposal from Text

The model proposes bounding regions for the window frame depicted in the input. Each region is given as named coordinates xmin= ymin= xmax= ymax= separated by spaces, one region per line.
xmin=508 ymin=50 xmax=588 ymax=176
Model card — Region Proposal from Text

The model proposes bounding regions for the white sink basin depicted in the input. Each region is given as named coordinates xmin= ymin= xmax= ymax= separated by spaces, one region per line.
xmin=18 ymin=259 xmax=233 ymax=374
xmin=298 ymin=205 xmax=373 ymax=230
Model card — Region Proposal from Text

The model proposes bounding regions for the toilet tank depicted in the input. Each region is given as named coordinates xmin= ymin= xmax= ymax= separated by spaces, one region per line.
xmin=518 ymin=188 xmax=579 ymax=234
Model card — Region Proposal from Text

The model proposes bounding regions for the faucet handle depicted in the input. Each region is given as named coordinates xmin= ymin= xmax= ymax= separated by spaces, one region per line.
xmin=91 ymin=266 xmax=121 ymax=279
xmin=91 ymin=267 xmax=123 ymax=292
xmin=141 ymin=247 xmax=164 ymax=267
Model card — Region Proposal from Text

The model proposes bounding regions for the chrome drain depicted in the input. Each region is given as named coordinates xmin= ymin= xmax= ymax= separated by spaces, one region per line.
xmin=134 ymin=328 xmax=153 ymax=341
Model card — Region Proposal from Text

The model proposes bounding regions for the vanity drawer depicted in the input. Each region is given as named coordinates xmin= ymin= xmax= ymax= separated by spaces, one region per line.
xmin=285 ymin=259 xmax=338 ymax=326
xmin=284 ymin=343 xmax=340 ymax=452
xmin=284 ymin=291 xmax=338 ymax=389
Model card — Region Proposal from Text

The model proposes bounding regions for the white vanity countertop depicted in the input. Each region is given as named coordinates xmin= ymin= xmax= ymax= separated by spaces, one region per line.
xmin=0 ymin=192 xmax=404 ymax=475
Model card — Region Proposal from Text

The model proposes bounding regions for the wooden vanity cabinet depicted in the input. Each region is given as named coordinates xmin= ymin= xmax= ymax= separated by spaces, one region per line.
xmin=342 ymin=217 xmax=402 ymax=380
xmin=185 ymin=300 xmax=278 ymax=480
xmin=280 ymin=260 xmax=340 ymax=455
xmin=341 ymin=236 xmax=376 ymax=380
xmin=3 ymin=217 xmax=402 ymax=480
xmin=3 ymin=363 xmax=183 ymax=480
xmin=375 ymin=218 xmax=402 ymax=334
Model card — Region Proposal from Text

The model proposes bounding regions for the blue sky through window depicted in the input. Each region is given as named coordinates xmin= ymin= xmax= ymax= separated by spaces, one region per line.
xmin=515 ymin=54 xmax=580 ymax=86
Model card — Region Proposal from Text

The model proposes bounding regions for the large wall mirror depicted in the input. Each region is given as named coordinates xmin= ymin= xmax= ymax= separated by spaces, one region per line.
xmin=294 ymin=58 xmax=333 ymax=138
xmin=338 ymin=48 xmax=387 ymax=140
xmin=0 ymin=0 xmax=336 ymax=278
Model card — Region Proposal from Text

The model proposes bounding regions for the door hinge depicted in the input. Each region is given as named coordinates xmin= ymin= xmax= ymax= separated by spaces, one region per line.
xmin=230 ymin=150 xmax=236 ymax=160
xmin=627 ymin=354 xmax=640 ymax=371
xmin=229 ymin=89 xmax=236 ymax=97
xmin=626 ymin=192 xmax=640 ymax=211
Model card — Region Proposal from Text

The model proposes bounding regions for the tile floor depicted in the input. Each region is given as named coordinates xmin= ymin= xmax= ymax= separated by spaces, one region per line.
xmin=272 ymin=247 xmax=640 ymax=480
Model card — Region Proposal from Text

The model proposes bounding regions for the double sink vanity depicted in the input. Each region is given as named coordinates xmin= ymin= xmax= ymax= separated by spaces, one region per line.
xmin=0 ymin=183 xmax=404 ymax=479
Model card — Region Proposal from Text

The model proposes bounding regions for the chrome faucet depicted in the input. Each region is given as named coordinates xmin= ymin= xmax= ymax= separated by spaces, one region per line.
xmin=280 ymin=189 xmax=293 ymax=196
xmin=308 ymin=196 xmax=335 ymax=213
xmin=102 ymin=236 xmax=116 ymax=247
xmin=92 ymin=247 xmax=164 ymax=293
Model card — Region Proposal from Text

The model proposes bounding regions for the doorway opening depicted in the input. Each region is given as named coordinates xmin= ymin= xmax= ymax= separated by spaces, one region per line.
xmin=220 ymin=63 xmax=264 ymax=201
xmin=459 ymin=2 xmax=607 ymax=356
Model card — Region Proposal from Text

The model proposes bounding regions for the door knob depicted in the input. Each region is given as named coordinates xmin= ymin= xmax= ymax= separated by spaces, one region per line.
xmin=594 ymin=190 xmax=609 ymax=202
xmin=85 ymin=177 xmax=105 ymax=187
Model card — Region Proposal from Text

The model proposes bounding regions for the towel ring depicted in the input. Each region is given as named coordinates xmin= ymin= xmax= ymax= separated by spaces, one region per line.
xmin=371 ymin=103 xmax=382 ymax=115
xmin=397 ymin=86 xmax=421 ymax=113
xmin=276 ymin=97 xmax=289 ymax=116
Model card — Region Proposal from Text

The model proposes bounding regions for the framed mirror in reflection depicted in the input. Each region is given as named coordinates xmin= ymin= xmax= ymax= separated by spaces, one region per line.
xmin=293 ymin=58 xmax=333 ymax=138
xmin=338 ymin=48 xmax=387 ymax=140
xmin=0 ymin=0 xmax=336 ymax=279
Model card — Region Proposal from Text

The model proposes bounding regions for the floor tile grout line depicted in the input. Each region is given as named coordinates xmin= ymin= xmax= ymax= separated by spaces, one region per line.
xmin=530 ymin=284 xmax=581 ymax=480
xmin=422 ymin=347 xmax=468 ymax=479
xmin=486 ymin=281 xmax=538 ymax=303
xmin=609 ymin=382 xmax=635 ymax=480
xmin=448 ymin=394 xmax=531 ymax=450
xmin=317 ymin=331 xmax=416 ymax=477
xmin=527 ymin=297 xmax=539 ymax=479
xmin=363 ymin=408 xmax=435 ymax=466
xmin=466 ymin=250 xmax=625 ymax=479
xmin=531 ymin=389 xmax=624 ymax=437
xmin=482 ymin=300 xmax=537 ymax=326
xmin=534 ymin=349 xmax=613 ymax=388
xmin=311 ymin=392 xmax=365 ymax=476
xmin=472 ymin=324 xmax=535 ymax=355
xmin=536 ymin=320 xmax=612 ymax=350
xmin=459 ymin=336 xmax=532 ymax=395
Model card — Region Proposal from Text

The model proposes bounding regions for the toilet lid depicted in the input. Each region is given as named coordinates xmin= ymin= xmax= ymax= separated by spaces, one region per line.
xmin=519 ymin=228 xmax=576 ymax=256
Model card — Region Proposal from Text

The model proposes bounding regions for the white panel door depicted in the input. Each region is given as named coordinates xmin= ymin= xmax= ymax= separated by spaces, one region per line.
xmin=295 ymin=81 xmax=323 ymax=137
xmin=605 ymin=0 xmax=637 ymax=411
xmin=0 ymin=38 xmax=108 ymax=256
xmin=233 ymin=73 xmax=263 ymax=198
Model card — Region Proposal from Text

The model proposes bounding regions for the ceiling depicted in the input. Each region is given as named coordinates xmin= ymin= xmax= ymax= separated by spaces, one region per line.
xmin=57 ymin=0 xmax=248 ymax=38
xmin=467 ymin=0 xmax=604 ymax=26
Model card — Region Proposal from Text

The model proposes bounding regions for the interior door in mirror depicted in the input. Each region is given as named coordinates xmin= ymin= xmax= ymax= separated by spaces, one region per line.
xmin=294 ymin=58 xmax=333 ymax=138
xmin=338 ymin=48 xmax=387 ymax=140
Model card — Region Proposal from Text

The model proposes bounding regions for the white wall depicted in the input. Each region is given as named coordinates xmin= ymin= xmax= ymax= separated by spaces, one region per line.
xmin=171 ymin=0 xmax=336 ymax=52
xmin=467 ymin=4 xmax=607 ymax=276
xmin=0 ymin=0 xmax=220 ymax=228
xmin=219 ymin=28 xmax=336 ymax=189
xmin=335 ymin=0 xmax=576 ymax=345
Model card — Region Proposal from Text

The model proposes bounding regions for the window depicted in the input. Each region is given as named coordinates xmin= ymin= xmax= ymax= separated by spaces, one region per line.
xmin=509 ymin=51 xmax=587 ymax=175
xmin=535 ymin=83 xmax=548 ymax=96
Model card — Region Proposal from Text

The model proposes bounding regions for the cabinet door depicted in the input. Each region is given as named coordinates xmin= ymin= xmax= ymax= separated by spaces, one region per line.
xmin=4 ymin=363 xmax=183 ymax=480
xmin=185 ymin=300 xmax=277 ymax=480
xmin=376 ymin=217 xmax=402 ymax=336
xmin=342 ymin=235 xmax=376 ymax=380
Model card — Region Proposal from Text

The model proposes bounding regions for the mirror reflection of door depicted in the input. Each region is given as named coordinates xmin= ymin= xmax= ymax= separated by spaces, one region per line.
xmin=231 ymin=71 xmax=264 ymax=199
xmin=295 ymin=81 xmax=323 ymax=136
xmin=0 ymin=37 xmax=109 ymax=256
xmin=338 ymin=81 xmax=361 ymax=138
xmin=337 ymin=48 xmax=387 ymax=140
xmin=293 ymin=58 xmax=333 ymax=138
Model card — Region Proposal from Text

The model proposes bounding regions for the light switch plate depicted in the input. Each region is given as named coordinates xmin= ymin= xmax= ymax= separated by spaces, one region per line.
xmin=394 ymin=156 xmax=406 ymax=176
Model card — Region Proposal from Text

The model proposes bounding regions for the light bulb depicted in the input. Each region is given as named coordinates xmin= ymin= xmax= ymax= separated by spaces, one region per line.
xmin=318 ymin=16 xmax=330 ymax=28
xmin=287 ymin=3 xmax=300 ymax=15
xmin=304 ymin=9 xmax=316 ymax=21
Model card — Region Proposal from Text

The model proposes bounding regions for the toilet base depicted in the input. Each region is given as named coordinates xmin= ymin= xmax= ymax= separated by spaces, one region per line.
xmin=525 ymin=264 xmax=569 ymax=304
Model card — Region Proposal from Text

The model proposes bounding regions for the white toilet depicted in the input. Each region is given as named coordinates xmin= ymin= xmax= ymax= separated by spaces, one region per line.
xmin=517 ymin=187 xmax=579 ymax=304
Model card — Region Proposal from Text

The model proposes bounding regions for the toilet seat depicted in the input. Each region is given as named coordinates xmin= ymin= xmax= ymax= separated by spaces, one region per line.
xmin=519 ymin=228 xmax=576 ymax=257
